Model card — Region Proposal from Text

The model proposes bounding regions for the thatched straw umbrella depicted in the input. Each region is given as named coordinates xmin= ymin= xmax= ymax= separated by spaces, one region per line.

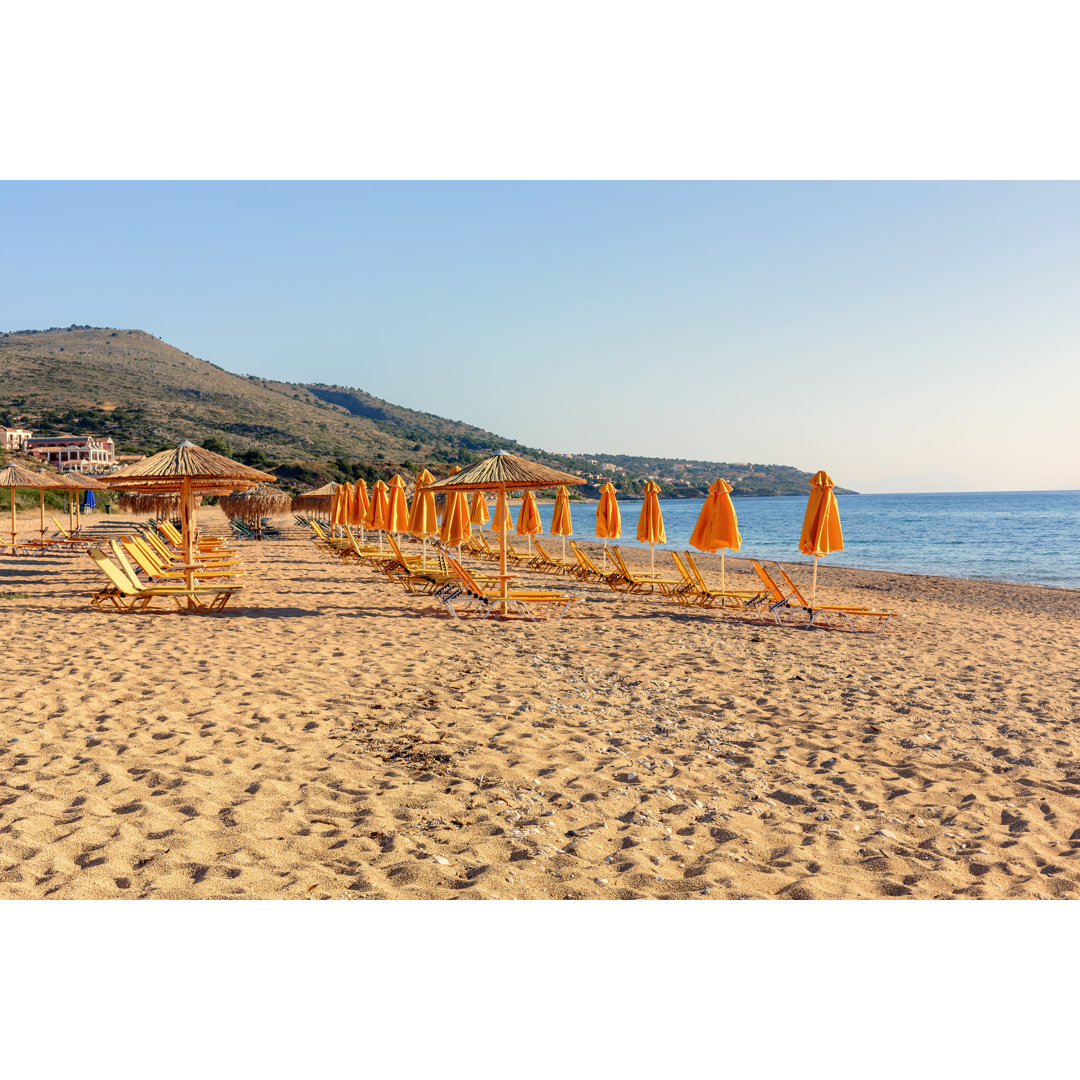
xmin=426 ymin=452 xmax=585 ymax=615
xmin=54 ymin=472 xmax=110 ymax=534
xmin=292 ymin=481 xmax=340 ymax=522
xmin=104 ymin=442 xmax=274 ymax=597
xmin=220 ymin=483 xmax=291 ymax=538
xmin=0 ymin=463 xmax=66 ymax=553
xmin=117 ymin=491 xmax=189 ymax=518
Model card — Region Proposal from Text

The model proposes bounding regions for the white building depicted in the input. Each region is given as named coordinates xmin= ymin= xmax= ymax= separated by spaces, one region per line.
xmin=1 ymin=427 xmax=33 ymax=452
xmin=24 ymin=435 xmax=116 ymax=473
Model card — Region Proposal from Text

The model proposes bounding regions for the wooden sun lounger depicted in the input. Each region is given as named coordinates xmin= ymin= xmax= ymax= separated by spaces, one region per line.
xmin=136 ymin=530 xmax=243 ymax=569
xmin=88 ymin=549 xmax=242 ymax=612
xmin=439 ymin=555 xmax=578 ymax=622
xmin=119 ymin=539 xmax=246 ymax=582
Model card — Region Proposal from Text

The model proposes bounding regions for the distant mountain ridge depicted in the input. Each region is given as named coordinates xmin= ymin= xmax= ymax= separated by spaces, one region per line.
xmin=0 ymin=326 xmax=849 ymax=496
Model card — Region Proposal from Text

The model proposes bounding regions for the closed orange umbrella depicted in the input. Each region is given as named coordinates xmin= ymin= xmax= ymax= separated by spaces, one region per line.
xmin=595 ymin=481 xmax=621 ymax=569
xmin=440 ymin=467 xmax=472 ymax=551
xmin=351 ymin=479 xmax=370 ymax=540
xmin=330 ymin=484 xmax=348 ymax=531
xmin=386 ymin=475 xmax=410 ymax=534
xmin=550 ymin=485 xmax=573 ymax=561
xmin=689 ymin=478 xmax=742 ymax=591
xmin=799 ymin=470 xmax=844 ymax=606
xmin=409 ymin=468 xmax=438 ymax=566
xmin=516 ymin=489 xmax=543 ymax=553
xmin=365 ymin=479 xmax=390 ymax=551
xmin=490 ymin=488 xmax=512 ymax=537
xmin=469 ymin=489 xmax=490 ymax=527
xmin=636 ymin=480 xmax=666 ymax=572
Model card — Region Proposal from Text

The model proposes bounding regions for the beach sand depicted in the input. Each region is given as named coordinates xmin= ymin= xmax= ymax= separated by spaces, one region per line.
xmin=2 ymin=507 xmax=1079 ymax=900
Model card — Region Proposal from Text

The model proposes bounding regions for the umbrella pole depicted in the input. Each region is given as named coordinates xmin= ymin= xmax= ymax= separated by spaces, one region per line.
xmin=811 ymin=556 xmax=819 ymax=608
xmin=75 ymin=491 xmax=81 ymax=533
xmin=721 ymin=548 xmax=726 ymax=593
xmin=603 ymin=538 xmax=608 ymax=570
xmin=68 ymin=490 xmax=74 ymax=534
xmin=40 ymin=488 xmax=45 ymax=541
xmin=422 ymin=537 xmax=427 ymax=568
xmin=561 ymin=535 xmax=566 ymax=561
xmin=650 ymin=543 xmax=655 ymax=574
xmin=9 ymin=487 xmax=15 ymax=555
xmin=181 ymin=477 xmax=196 ymax=604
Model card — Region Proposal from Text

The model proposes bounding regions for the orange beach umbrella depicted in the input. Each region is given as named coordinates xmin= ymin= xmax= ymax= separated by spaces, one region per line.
xmin=799 ymin=470 xmax=844 ymax=606
xmin=491 ymin=488 xmax=512 ymax=535
xmin=439 ymin=467 xmax=472 ymax=549
xmin=636 ymin=480 xmax=666 ymax=572
xmin=515 ymin=489 xmax=543 ymax=553
xmin=469 ymin=489 xmax=490 ymax=527
xmin=550 ymin=485 xmax=573 ymax=560
xmin=365 ymin=478 xmax=390 ymax=552
xmin=386 ymin=475 xmax=410 ymax=533
xmin=409 ymin=468 xmax=438 ymax=566
xmin=689 ymin=478 xmax=742 ymax=591
xmin=595 ymin=481 xmax=621 ymax=568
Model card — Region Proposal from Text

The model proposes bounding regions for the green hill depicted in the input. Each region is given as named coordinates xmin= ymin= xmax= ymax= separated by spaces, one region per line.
xmin=0 ymin=326 xmax=848 ymax=496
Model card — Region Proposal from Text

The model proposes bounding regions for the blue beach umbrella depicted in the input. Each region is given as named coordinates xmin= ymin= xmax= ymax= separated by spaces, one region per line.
xmin=84 ymin=488 xmax=96 ymax=511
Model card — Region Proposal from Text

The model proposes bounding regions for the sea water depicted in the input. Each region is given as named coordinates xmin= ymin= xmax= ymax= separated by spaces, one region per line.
xmin=521 ymin=490 xmax=1080 ymax=590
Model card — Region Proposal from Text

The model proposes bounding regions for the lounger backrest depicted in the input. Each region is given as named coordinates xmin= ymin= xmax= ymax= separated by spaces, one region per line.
xmin=532 ymin=538 xmax=550 ymax=561
xmin=671 ymin=552 xmax=694 ymax=587
xmin=140 ymin=530 xmax=174 ymax=562
xmin=52 ymin=517 xmax=72 ymax=539
xmin=111 ymin=540 xmax=147 ymax=586
xmin=750 ymin=560 xmax=788 ymax=604
xmin=121 ymin=539 xmax=163 ymax=579
xmin=683 ymin=552 xmax=709 ymax=592
xmin=570 ymin=541 xmax=598 ymax=575
xmin=387 ymin=533 xmax=407 ymax=561
xmin=772 ymin=564 xmax=809 ymax=606
xmin=609 ymin=547 xmax=632 ymax=578
xmin=445 ymin=555 xmax=489 ymax=598
xmin=89 ymin=549 xmax=140 ymax=595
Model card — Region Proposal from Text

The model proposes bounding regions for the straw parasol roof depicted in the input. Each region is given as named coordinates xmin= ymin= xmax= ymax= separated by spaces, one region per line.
xmin=0 ymin=463 xmax=56 ymax=489
xmin=292 ymin=481 xmax=341 ymax=514
xmin=220 ymin=484 xmax=292 ymax=523
xmin=118 ymin=492 xmax=192 ymax=516
xmin=426 ymin=451 xmax=584 ymax=493
xmin=105 ymin=441 xmax=275 ymax=492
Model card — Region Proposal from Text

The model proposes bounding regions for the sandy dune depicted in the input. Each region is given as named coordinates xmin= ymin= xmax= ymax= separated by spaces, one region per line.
xmin=2 ymin=507 xmax=1079 ymax=899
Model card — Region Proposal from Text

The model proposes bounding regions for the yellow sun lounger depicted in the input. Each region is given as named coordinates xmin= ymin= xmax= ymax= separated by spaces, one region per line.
xmin=88 ymin=549 xmax=241 ymax=612
xmin=769 ymin=562 xmax=899 ymax=633
xmin=568 ymin=541 xmax=621 ymax=585
xmin=529 ymin=538 xmax=577 ymax=575
xmin=681 ymin=551 xmax=768 ymax=610
xmin=440 ymin=555 xmax=577 ymax=621
xmin=119 ymin=538 xmax=246 ymax=582
xmin=607 ymin=547 xmax=683 ymax=596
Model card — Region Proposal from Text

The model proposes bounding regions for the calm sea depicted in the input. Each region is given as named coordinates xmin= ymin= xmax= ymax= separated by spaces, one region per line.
xmin=519 ymin=490 xmax=1080 ymax=590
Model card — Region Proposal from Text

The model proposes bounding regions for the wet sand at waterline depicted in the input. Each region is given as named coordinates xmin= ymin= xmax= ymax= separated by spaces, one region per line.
xmin=2 ymin=508 xmax=1079 ymax=900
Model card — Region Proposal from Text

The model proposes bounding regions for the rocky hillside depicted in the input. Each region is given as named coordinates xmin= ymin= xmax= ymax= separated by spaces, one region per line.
xmin=0 ymin=326 xmax=844 ymax=496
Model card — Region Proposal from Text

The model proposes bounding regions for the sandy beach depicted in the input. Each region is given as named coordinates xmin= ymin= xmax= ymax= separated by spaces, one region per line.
xmin=2 ymin=507 xmax=1079 ymax=900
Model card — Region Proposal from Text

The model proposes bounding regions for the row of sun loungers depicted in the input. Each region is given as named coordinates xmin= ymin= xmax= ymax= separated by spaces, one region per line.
xmin=86 ymin=520 xmax=247 ymax=612
xmin=301 ymin=519 xmax=896 ymax=631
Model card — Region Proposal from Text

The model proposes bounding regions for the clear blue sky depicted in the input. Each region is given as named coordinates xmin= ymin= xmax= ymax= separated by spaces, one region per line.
xmin=2 ymin=181 xmax=1078 ymax=492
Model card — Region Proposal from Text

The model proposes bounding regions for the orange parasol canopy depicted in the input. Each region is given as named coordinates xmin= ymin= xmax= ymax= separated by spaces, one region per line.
xmin=595 ymin=481 xmax=621 ymax=540
xmin=330 ymin=485 xmax=348 ymax=526
xmin=351 ymin=480 xmax=369 ymax=526
xmin=365 ymin=479 xmax=390 ymax=531
xmin=690 ymin=478 xmax=742 ymax=554
xmin=799 ymin=471 xmax=843 ymax=557
xmin=636 ymin=480 xmax=666 ymax=546
xmin=516 ymin=490 xmax=542 ymax=537
xmin=550 ymin=486 xmax=573 ymax=537
xmin=799 ymin=470 xmax=844 ymax=606
xmin=439 ymin=467 xmax=472 ymax=548
xmin=386 ymin=475 xmax=410 ymax=533
xmin=490 ymin=488 xmax=512 ymax=535
xmin=408 ymin=469 xmax=439 ymax=539
xmin=469 ymin=490 xmax=490 ymax=527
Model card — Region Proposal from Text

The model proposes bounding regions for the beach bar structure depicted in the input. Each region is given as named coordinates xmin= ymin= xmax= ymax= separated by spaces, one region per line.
xmin=25 ymin=434 xmax=116 ymax=474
